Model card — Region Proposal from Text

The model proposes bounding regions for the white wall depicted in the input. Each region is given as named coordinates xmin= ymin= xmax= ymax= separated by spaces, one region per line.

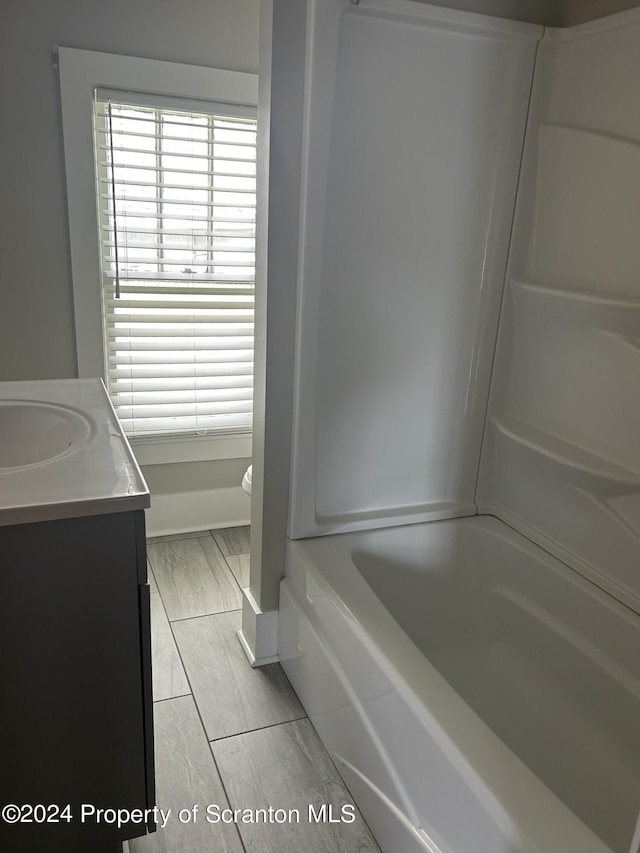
xmin=0 ymin=0 xmax=259 ymax=519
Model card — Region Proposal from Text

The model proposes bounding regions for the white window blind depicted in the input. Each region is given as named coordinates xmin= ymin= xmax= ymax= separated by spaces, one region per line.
xmin=94 ymin=94 xmax=256 ymax=438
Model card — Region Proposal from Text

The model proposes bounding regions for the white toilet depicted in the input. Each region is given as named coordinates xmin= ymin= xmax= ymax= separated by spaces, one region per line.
xmin=242 ymin=464 xmax=252 ymax=497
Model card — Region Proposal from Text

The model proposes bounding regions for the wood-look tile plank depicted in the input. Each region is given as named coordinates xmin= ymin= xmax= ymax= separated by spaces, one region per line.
xmin=148 ymin=537 xmax=241 ymax=621
xmin=173 ymin=611 xmax=304 ymax=741
xmin=150 ymin=593 xmax=190 ymax=702
xmin=211 ymin=526 xmax=251 ymax=556
xmin=212 ymin=719 xmax=380 ymax=853
xmin=147 ymin=530 xmax=209 ymax=545
xmin=130 ymin=695 xmax=244 ymax=853
xmin=148 ymin=560 xmax=158 ymax=594
xmin=225 ymin=554 xmax=250 ymax=589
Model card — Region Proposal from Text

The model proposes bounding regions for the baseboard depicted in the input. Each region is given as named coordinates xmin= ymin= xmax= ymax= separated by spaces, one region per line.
xmin=238 ymin=587 xmax=279 ymax=666
xmin=145 ymin=486 xmax=250 ymax=537
xmin=237 ymin=627 xmax=279 ymax=667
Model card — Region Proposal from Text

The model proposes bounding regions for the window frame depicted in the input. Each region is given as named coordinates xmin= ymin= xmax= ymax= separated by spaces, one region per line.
xmin=58 ymin=47 xmax=257 ymax=463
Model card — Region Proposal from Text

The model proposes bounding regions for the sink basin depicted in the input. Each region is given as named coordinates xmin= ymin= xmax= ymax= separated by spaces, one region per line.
xmin=0 ymin=379 xmax=149 ymax=527
xmin=0 ymin=401 xmax=93 ymax=469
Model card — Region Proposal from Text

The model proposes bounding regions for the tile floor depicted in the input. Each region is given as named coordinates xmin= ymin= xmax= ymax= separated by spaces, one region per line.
xmin=130 ymin=526 xmax=380 ymax=853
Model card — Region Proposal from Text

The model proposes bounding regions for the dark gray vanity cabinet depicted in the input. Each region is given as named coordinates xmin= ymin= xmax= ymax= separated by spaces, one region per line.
xmin=0 ymin=509 xmax=155 ymax=852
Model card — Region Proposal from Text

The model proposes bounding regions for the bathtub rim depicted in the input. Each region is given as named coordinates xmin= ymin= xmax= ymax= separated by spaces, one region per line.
xmin=283 ymin=515 xmax=620 ymax=853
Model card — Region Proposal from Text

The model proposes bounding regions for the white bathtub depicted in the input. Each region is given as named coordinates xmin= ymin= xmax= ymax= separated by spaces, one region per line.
xmin=278 ymin=517 xmax=640 ymax=853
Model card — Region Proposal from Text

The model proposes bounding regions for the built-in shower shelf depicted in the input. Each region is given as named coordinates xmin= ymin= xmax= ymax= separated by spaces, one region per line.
xmin=492 ymin=415 xmax=640 ymax=496
xmin=511 ymin=279 xmax=640 ymax=337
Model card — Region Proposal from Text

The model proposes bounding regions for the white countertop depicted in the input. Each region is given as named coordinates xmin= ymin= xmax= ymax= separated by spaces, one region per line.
xmin=0 ymin=379 xmax=149 ymax=526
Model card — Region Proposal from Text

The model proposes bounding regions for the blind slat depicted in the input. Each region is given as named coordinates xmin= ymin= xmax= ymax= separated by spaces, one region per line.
xmin=104 ymin=250 xmax=254 ymax=262
xmin=102 ymin=252 xmax=254 ymax=267
xmin=112 ymin=388 xmax=253 ymax=406
xmin=98 ymin=137 xmax=257 ymax=153
xmin=116 ymin=416 xmax=252 ymax=436
xmin=103 ymin=270 xmax=254 ymax=283
xmin=107 ymin=328 xmax=254 ymax=340
xmin=112 ymin=374 xmax=253 ymax=390
xmin=100 ymin=171 xmax=257 ymax=190
xmin=105 ymin=285 xmax=253 ymax=296
xmin=102 ymin=209 xmax=256 ymax=226
xmin=96 ymin=106 xmax=256 ymax=130
xmin=97 ymin=123 xmax=256 ymax=139
xmin=101 ymin=193 xmax=257 ymax=209
xmin=115 ymin=400 xmax=253 ymax=419
xmin=107 ymin=338 xmax=252 ymax=351
xmin=103 ymin=240 xmax=254 ymax=251
xmin=104 ymin=230 xmax=254 ymax=241
xmin=100 ymin=192 xmax=256 ymax=212
xmin=109 ymin=352 xmax=254 ymax=365
xmin=106 ymin=311 xmax=254 ymax=324
xmin=106 ymin=301 xmax=253 ymax=312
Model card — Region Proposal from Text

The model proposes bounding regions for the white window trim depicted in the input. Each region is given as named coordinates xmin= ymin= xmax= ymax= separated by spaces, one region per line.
xmin=58 ymin=46 xmax=257 ymax=463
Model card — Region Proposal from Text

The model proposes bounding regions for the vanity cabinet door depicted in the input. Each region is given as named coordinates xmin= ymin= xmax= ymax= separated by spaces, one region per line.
xmin=0 ymin=510 xmax=154 ymax=851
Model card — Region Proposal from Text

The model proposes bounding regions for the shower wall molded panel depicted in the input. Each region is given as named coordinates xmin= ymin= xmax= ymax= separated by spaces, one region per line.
xmin=288 ymin=0 xmax=542 ymax=538
xmin=477 ymin=9 xmax=640 ymax=614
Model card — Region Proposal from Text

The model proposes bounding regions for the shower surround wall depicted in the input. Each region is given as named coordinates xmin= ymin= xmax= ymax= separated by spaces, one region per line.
xmin=288 ymin=0 xmax=542 ymax=538
xmin=287 ymin=0 xmax=640 ymax=587
xmin=477 ymin=8 xmax=640 ymax=613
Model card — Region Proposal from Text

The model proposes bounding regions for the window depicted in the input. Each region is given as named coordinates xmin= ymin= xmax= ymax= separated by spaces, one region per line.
xmin=58 ymin=48 xmax=258 ymax=462
xmin=95 ymin=95 xmax=257 ymax=437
